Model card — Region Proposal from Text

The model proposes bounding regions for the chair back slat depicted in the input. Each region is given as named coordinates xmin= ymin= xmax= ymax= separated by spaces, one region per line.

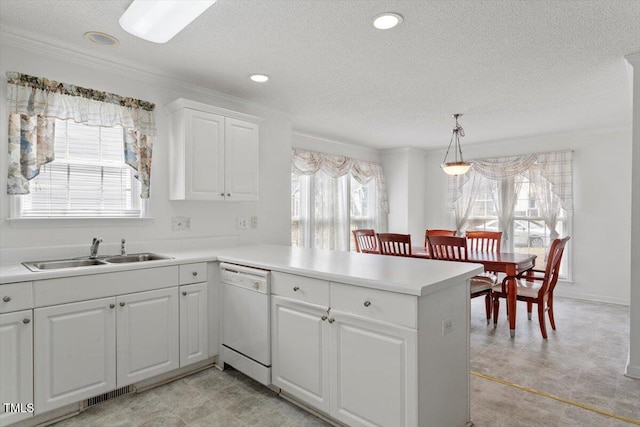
xmin=353 ymin=229 xmax=379 ymax=253
xmin=377 ymin=233 xmax=412 ymax=257
xmin=466 ymin=231 xmax=502 ymax=253
xmin=539 ymin=236 xmax=570 ymax=297
xmin=424 ymin=229 xmax=456 ymax=247
xmin=428 ymin=235 xmax=468 ymax=261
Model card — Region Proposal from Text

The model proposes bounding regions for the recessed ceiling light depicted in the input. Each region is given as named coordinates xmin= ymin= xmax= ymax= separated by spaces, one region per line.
xmin=250 ymin=74 xmax=269 ymax=83
xmin=373 ymin=13 xmax=403 ymax=30
xmin=84 ymin=31 xmax=120 ymax=46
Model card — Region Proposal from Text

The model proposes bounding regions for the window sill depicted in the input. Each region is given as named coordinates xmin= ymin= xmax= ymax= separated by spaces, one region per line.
xmin=6 ymin=217 xmax=155 ymax=229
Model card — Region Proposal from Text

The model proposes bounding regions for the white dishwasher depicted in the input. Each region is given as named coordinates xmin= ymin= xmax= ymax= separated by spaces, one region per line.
xmin=220 ymin=262 xmax=271 ymax=385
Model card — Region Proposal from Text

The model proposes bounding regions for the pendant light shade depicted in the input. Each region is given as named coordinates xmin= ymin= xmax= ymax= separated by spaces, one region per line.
xmin=441 ymin=114 xmax=472 ymax=176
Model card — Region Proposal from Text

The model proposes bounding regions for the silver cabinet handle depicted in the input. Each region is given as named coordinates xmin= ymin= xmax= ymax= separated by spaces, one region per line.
xmin=2 ymin=296 xmax=10 ymax=302
xmin=182 ymin=291 xmax=187 ymax=296
xmin=109 ymin=304 xmax=115 ymax=309
xmin=253 ymin=282 xmax=260 ymax=290
xmin=23 ymin=318 xmax=30 ymax=324
xmin=226 ymin=193 xmax=231 ymax=197
xmin=364 ymin=300 xmax=371 ymax=307
xmin=293 ymin=286 xmax=300 ymax=292
xmin=321 ymin=315 xmax=328 ymax=321
xmin=120 ymin=302 xmax=125 ymax=307
xmin=192 ymin=271 xmax=198 ymax=276
xmin=220 ymin=193 xmax=225 ymax=197
xmin=328 ymin=318 xmax=335 ymax=324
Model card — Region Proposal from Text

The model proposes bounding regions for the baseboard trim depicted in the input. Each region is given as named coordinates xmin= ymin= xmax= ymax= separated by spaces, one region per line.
xmin=553 ymin=290 xmax=629 ymax=306
xmin=625 ymin=351 xmax=640 ymax=379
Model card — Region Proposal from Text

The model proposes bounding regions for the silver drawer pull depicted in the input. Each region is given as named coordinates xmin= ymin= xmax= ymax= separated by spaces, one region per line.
xmin=120 ymin=302 xmax=126 ymax=307
xmin=364 ymin=300 xmax=371 ymax=307
xmin=2 ymin=296 xmax=10 ymax=303
xmin=227 ymin=193 xmax=231 ymax=197
xmin=321 ymin=315 xmax=328 ymax=321
xmin=23 ymin=318 xmax=30 ymax=324
xmin=253 ymin=282 xmax=260 ymax=290
xmin=220 ymin=193 xmax=225 ymax=197
xmin=328 ymin=318 xmax=335 ymax=324
xmin=192 ymin=271 xmax=198 ymax=276
xmin=182 ymin=291 xmax=188 ymax=296
xmin=109 ymin=304 xmax=115 ymax=309
xmin=293 ymin=286 xmax=300 ymax=292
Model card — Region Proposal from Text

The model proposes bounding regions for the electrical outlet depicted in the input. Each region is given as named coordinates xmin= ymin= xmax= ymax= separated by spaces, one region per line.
xmin=442 ymin=317 xmax=453 ymax=336
xmin=172 ymin=216 xmax=190 ymax=231
xmin=237 ymin=217 xmax=248 ymax=230
xmin=251 ymin=216 xmax=258 ymax=229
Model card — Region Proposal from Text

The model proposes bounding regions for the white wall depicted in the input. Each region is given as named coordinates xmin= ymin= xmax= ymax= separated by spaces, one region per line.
xmin=0 ymin=38 xmax=292 ymax=252
xmin=422 ymin=129 xmax=632 ymax=305
xmin=381 ymin=148 xmax=427 ymax=245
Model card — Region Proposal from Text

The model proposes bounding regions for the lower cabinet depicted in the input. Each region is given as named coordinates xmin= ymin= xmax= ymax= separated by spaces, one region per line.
xmin=271 ymin=296 xmax=330 ymax=413
xmin=0 ymin=310 xmax=34 ymax=425
xmin=34 ymin=288 xmax=179 ymax=413
xmin=179 ymin=282 xmax=208 ymax=367
xmin=271 ymin=295 xmax=417 ymax=427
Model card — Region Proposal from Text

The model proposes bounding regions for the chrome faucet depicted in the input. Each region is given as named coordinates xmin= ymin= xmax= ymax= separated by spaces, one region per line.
xmin=89 ymin=238 xmax=102 ymax=259
xmin=121 ymin=238 xmax=126 ymax=256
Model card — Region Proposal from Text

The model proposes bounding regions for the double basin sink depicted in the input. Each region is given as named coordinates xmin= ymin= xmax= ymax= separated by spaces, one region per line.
xmin=23 ymin=253 xmax=173 ymax=272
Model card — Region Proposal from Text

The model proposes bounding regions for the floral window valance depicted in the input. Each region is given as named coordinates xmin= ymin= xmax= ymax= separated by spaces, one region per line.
xmin=6 ymin=71 xmax=156 ymax=198
xmin=291 ymin=148 xmax=389 ymax=213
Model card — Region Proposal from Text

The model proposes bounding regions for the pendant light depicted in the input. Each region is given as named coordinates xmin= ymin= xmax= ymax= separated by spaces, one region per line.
xmin=441 ymin=114 xmax=472 ymax=176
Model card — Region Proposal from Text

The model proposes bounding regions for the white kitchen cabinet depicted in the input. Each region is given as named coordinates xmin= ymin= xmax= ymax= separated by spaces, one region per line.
xmin=34 ymin=298 xmax=116 ymax=414
xmin=271 ymin=296 xmax=330 ymax=413
xmin=0 ymin=310 xmax=33 ymax=425
xmin=179 ymin=282 xmax=208 ymax=367
xmin=329 ymin=310 xmax=417 ymax=427
xmin=116 ymin=288 xmax=179 ymax=387
xmin=167 ymin=98 xmax=260 ymax=201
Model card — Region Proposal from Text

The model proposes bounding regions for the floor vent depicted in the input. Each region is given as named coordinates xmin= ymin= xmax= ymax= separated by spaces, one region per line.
xmin=86 ymin=386 xmax=132 ymax=408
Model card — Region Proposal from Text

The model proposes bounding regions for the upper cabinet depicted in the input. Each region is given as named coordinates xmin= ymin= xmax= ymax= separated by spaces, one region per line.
xmin=167 ymin=99 xmax=261 ymax=201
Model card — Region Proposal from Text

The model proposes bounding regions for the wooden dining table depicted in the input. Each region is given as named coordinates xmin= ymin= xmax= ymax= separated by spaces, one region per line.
xmin=411 ymin=246 xmax=537 ymax=338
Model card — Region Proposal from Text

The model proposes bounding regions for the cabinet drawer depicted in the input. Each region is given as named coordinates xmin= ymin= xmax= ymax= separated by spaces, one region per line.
xmin=272 ymin=272 xmax=329 ymax=307
xmin=0 ymin=282 xmax=33 ymax=313
xmin=180 ymin=263 xmax=208 ymax=285
xmin=330 ymin=283 xmax=417 ymax=329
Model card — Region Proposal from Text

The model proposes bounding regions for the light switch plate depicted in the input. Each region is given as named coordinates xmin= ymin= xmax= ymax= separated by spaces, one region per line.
xmin=172 ymin=216 xmax=190 ymax=231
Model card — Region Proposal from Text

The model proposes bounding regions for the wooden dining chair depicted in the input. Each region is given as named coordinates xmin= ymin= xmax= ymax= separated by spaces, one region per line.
xmin=352 ymin=229 xmax=379 ymax=254
xmin=492 ymin=237 xmax=570 ymax=338
xmin=428 ymin=235 xmax=497 ymax=324
xmin=377 ymin=233 xmax=412 ymax=257
xmin=424 ymin=229 xmax=456 ymax=248
xmin=466 ymin=231 xmax=502 ymax=253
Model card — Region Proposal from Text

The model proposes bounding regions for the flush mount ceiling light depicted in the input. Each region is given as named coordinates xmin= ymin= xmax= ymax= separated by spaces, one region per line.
xmin=441 ymin=114 xmax=473 ymax=176
xmin=119 ymin=0 xmax=217 ymax=43
xmin=249 ymin=74 xmax=269 ymax=83
xmin=84 ymin=31 xmax=119 ymax=46
xmin=373 ymin=13 xmax=403 ymax=30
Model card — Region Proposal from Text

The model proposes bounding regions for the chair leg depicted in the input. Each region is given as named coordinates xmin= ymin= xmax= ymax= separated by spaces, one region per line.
xmin=548 ymin=298 xmax=556 ymax=330
xmin=527 ymin=301 xmax=533 ymax=321
xmin=493 ymin=297 xmax=500 ymax=327
xmin=484 ymin=292 xmax=492 ymax=325
xmin=537 ymin=303 xmax=548 ymax=339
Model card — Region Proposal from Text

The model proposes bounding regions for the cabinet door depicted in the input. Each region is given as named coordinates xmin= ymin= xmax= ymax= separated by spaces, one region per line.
xmin=117 ymin=288 xmax=179 ymax=387
xmin=179 ymin=283 xmax=208 ymax=367
xmin=34 ymin=298 xmax=116 ymax=413
xmin=330 ymin=312 xmax=418 ymax=427
xmin=271 ymin=296 xmax=330 ymax=413
xmin=184 ymin=108 xmax=225 ymax=200
xmin=0 ymin=310 xmax=33 ymax=424
xmin=224 ymin=118 xmax=259 ymax=201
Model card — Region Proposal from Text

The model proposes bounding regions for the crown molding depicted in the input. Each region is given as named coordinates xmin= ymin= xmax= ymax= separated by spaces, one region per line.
xmin=0 ymin=31 xmax=294 ymax=120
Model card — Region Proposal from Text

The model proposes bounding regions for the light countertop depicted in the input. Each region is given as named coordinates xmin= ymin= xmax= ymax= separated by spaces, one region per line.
xmin=1 ymin=244 xmax=484 ymax=296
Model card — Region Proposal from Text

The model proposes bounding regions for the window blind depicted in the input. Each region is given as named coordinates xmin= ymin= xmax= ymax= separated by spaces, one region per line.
xmin=20 ymin=119 xmax=141 ymax=218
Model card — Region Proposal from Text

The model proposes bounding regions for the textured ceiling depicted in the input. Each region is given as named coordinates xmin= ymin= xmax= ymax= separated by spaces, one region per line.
xmin=1 ymin=0 xmax=639 ymax=150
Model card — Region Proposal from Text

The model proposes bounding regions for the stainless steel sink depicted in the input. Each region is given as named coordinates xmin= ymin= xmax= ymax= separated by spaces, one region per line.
xmin=103 ymin=253 xmax=173 ymax=263
xmin=23 ymin=253 xmax=173 ymax=271
xmin=23 ymin=258 xmax=108 ymax=271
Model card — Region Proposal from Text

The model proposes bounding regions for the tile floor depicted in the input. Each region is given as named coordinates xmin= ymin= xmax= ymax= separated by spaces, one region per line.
xmin=50 ymin=297 xmax=639 ymax=427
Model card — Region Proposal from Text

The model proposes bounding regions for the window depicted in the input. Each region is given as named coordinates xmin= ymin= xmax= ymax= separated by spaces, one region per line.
xmin=16 ymin=119 xmax=144 ymax=218
xmin=291 ymin=172 xmax=383 ymax=251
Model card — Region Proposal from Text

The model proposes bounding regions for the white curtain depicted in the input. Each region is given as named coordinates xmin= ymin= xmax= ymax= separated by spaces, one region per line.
xmin=312 ymin=171 xmax=349 ymax=251
xmin=448 ymin=150 xmax=573 ymax=246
